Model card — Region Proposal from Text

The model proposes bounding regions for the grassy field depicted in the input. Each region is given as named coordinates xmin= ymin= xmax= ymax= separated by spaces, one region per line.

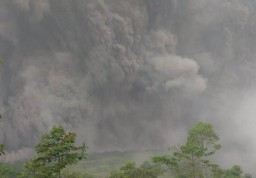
xmin=65 ymin=150 xmax=172 ymax=178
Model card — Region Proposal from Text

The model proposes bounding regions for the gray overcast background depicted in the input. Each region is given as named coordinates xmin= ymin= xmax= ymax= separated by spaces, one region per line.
xmin=0 ymin=0 xmax=256 ymax=173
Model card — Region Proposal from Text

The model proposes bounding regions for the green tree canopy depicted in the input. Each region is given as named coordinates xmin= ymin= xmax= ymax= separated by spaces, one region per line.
xmin=153 ymin=122 xmax=221 ymax=178
xmin=109 ymin=161 xmax=165 ymax=178
xmin=21 ymin=125 xmax=87 ymax=178
xmin=223 ymin=165 xmax=243 ymax=178
xmin=0 ymin=163 xmax=21 ymax=178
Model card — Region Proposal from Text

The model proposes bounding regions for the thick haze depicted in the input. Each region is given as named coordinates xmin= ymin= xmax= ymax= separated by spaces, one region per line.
xmin=0 ymin=0 xmax=256 ymax=173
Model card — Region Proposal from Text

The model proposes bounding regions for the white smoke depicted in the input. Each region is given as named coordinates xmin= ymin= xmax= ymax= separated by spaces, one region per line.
xmin=145 ymin=54 xmax=206 ymax=94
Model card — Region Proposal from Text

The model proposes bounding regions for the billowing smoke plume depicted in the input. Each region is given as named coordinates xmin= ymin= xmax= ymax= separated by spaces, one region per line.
xmin=0 ymin=0 xmax=256 ymax=173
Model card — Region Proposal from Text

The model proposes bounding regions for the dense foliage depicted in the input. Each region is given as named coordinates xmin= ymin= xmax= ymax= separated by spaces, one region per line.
xmin=0 ymin=163 xmax=21 ymax=178
xmin=0 ymin=121 xmax=252 ymax=178
xmin=212 ymin=165 xmax=252 ymax=178
xmin=61 ymin=170 xmax=94 ymax=178
xmin=153 ymin=122 xmax=221 ymax=178
xmin=109 ymin=161 xmax=165 ymax=178
xmin=20 ymin=126 xmax=87 ymax=178
xmin=152 ymin=122 xmax=252 ymax=178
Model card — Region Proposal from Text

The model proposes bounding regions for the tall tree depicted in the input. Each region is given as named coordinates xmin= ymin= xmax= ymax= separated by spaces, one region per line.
xmin=187 ymin=122 xmax=220 ymax=156
xmin=153 ymin=122 xmax=221 ymax=178
xmin=21 ymin=125 xmax=87 ymax=178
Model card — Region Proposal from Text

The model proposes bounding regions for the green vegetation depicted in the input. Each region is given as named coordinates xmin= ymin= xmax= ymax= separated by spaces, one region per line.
xmin=0 ymin=163 xmax=22 ymax=178
xmin=152 ymin=122 xmax=251 ymax=178
xmin=61 ymin=169 xmax=94 ymax=178
xmin=20 ymin=125 xmax=87 ymax=178
xmin=0 ymin=55 xmax=251 ymax=177
xmin=109 ymin=161 xmax=165 ymax=178
xmin=212 ymin=165 xmax=252 ymax=178
xmin=0 ymin=120 xmax=251 ymax=177
xmin=64 ymin=150 xmax=169 ymax=178
xmin=153 ymin=122 xmax=221 ymax=178
xmin=0 ymin=59 xmax=5 ymax=156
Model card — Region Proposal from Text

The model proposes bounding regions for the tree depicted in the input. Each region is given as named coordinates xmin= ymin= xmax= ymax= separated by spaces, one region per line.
xmin=153 ymin=122 xmax=221 ymax=178
xmin=0 ymin=114 xmax=5 ymax=156
xmin=0 ymin=56 xmax=5 ymax=157
xmin=243 ymin=173 xmax=253 ymax=178
xmin=21 ymin=125 xmax=87 ymax=178
xmin=222 ymin=165 xmax=243 ymax=178
xmin=219 ymin=165 xmax=251 ymax=178
xmin=61 ymin=170 xmax=93 ymax=178
xmin=109 ymin=161 xmax=165 ymax=178
xmin=0 ymin=57 xmax=5 ymax=156
xmin=0 ymin=163 xmax=21 ymax=178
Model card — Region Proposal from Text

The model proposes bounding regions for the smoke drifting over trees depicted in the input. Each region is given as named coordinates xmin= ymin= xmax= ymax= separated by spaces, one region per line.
xmin=0 ymin=0 xmax=256 ymax=173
